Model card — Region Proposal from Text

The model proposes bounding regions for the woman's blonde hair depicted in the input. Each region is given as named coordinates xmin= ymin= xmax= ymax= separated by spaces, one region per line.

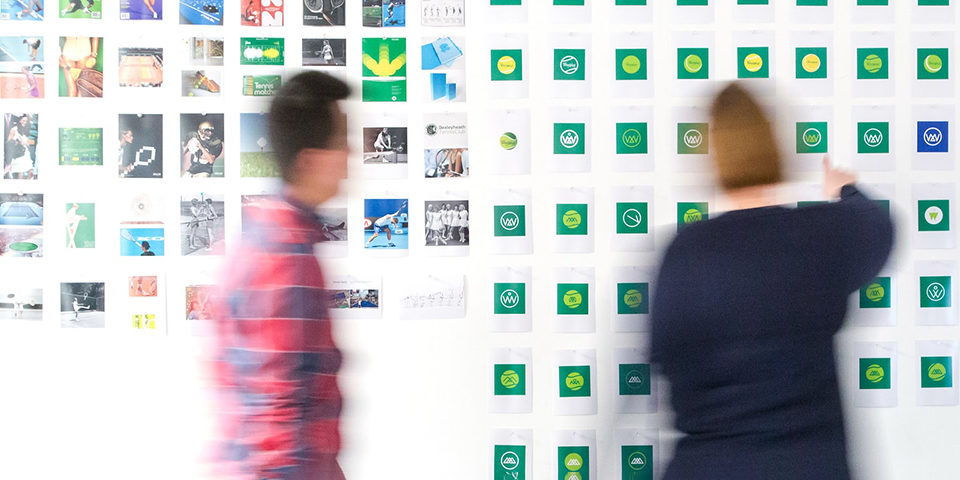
xmin=709 ymin=82 xmax=783 ymax=190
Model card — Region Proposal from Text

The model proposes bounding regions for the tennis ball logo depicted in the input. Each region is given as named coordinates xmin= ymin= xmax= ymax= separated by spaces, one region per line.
xmin=863 ymin=128 xmax=883 ymax=148
xmin=623 ymin=289 xmax=643 ymax=309
xmin=563 ymin=289 xmax=583 ymax=309
xmin=564 ymin=453 xmax=584 ymax=472
xmin=263 ymin=48 xmax=280 ymax=59
xmin=924 ymin=54 xmax=943 ymax=74
xmin=565 ymin=371 xmax=585 ymax=391
xmin=802 ymin=53 xmax=821 ymax=73
xmin=498 ymin=56 xmax=517 ymax=75
xmin=622 ymin=128 xmax=642 ymax=148
xmin=683 ymin=54 xmax=703 ymax=73
xmin=865 ymin=283 xmax=885 ymax=302
xmin=500 ymin=369 xmax=520 ymax=389
xmin=924 ymin=206 xmax=944 ymax=226
xmin=500 ymin=451 xmax=520 ymax=470
xmin=743 ymin=53 xmax=763 ymax=73
xmin=500 ymin=132 xmax=518 ymax=150
xmin=865 ymin=364 xmax=886 ymax=383
xmin=622 ymin=55 xmax=642 ymax=74
xmin=928 ymin=362 xmax=947 ymax=382
xmin=562 ymin=210 xmax=582 ymax=229
xmin=863 ymin=54 xmax=883 ymax=74
xmin=802 ymin=128 xmax=822 ymax=148
xmin=683 ymin=129 xmax=703 ymax=148
xmin=926 ymin=282 xmax=946 ymax=302
xmin=627 ymin=451 xmax=648 ymax=471
xmin=560 ymin=55 xmax=580 ymax=75
xmin=683 ymin=208 xmax=703 ymax=224
xmin=559 ymin=129 xmax=580 ymax=149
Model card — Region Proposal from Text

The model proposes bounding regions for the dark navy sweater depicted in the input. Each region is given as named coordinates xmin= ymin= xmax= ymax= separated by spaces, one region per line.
xmin=651 ymin=185 xmax=894 ymax=480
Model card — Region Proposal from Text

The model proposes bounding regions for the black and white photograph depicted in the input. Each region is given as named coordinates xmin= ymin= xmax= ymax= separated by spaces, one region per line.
xmin=302 ymin=38 xmax=346 ymax=67
xmin=316 ymin=207 xmax=347 ymax=244
xmin=60 ymin=281 xmax=105 ymax=328
xmin=0 ymin=286 xmax=41 ymax=320
xmin=119 ymin=114 xmax=163 ymax=178
xmin=424 ymin=199 xmax=468 ymax=247
xmin=3 ymin=113 xmax=39 ymax=179
xmin=303 ymin=0 xmax=344 ymax=25
xmin=180 ymin=192 xmax=224 ymax=255
xmin=362 ymin=126 xmax=407 ymax=164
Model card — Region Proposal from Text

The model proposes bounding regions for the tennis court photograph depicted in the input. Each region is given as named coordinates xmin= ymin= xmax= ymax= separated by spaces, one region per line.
xmin=0 ymin=36 xmax=44 ymax=98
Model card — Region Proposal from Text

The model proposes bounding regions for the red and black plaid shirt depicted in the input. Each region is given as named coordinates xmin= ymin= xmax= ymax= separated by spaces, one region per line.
xmin=211 ymin=195 xmax=343 ymax=480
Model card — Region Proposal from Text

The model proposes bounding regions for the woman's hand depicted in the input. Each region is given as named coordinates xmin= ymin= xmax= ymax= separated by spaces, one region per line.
xmin=822 ymin=155 xmax=856 ymax=199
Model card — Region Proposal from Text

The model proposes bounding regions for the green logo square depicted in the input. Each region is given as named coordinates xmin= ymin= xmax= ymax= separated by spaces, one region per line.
xmin=918 ymin=199 xmax=950 ymax=232
xmin=858 ymin=0 xmax=888 ymax=4
xmin=616 ymin=202 xmax=649 ymax=234
xmin=677 ymin=48 xmax=709 ymax=79
xmin=737 ymin=47 xmax=769 ymax=78
xmin=857 ymin=48 xmax=889 ymax=80
xmin=677 ymin=0 xmax=708 ymax=4
xmin=616 ymin=0 xmax=647 ymax=3
xmin=617 ymin=283 xmax=649 ymax=315
xmin=554 ymin=123 xmax=586 ymax=154
xmin=558 ymin=446 xmax=590 ymax=480
xmin=557 ymin=204 xmax=588 ymax=235
xmin=494 ymin=445 xmax=526 ymax=479
xmin=494 ymin=205 xmax=526 ymax=237
xmin=857 ymin=122 xmax=889 ymax=154
xmin=554 ymin=0 xmax=584 ymax=4
xmin=677 ymin=202 xmax=708 ymax=230
xmin=494 ymin=364 xmax=526 ymax=395
xmin=918 ymin=0 xmax=950 ymax=5
xmin=921 ymin=356 xmax=953 ymax=388
xmin=619 ymin=363 xmax=651 ymax=395
xmin=797 ymin=0 xmax=828 ymax=5
xmin=677 ymin=122 xmax=708 ymax=154
xmin=557 ymin=283 xmax=589 ymax=315
xmin=739 ymin=0 xmax=769 ymax=4
xmin=859 ymin=358 xmax=891 ymax=389
xmin=494 ymin=283 xmax=526 ymax=314
xmin=616 ymin=123 xmax=648 ymax=154
xmin=919 ymin=276 xmax=951 ymax=308
xmin=621 ymin=445 xmax=653 ymax=480
xmin=859 ymin=277 xmax=891 ymax=309
xmin=491 ymin=49 xmax=523 ymax=81
xmin=491 ymin=0 xmax=522 ymax=4
xmin=918 ymin=48 xmax=948 ymax=80
xmin=796 ymin=122 xmax=828 ymax=153
xmin=559 ymin=365 xmax=591 ymax=397
xmin=616 ymin=49 xmax=648 ymax=80
xmin=555 ymin=49 xmax=586 ymax=81
xmin=795 ymin=47 xmax=827 ymax=79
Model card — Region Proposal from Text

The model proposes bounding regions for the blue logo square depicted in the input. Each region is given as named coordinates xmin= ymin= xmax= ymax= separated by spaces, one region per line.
xmin=918 ymin=121 xmax=949 ymax=153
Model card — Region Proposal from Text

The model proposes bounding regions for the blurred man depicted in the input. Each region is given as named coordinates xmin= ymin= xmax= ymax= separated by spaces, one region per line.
xmin=210 ymin=71 xmax=350 ymax=480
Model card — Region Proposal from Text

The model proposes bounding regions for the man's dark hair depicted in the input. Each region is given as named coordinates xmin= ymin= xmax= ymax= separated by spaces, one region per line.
xmin=141 ymin=241 xmax=150 ymax=249
xmin=268 ymin=71 xmax=351 ymax=182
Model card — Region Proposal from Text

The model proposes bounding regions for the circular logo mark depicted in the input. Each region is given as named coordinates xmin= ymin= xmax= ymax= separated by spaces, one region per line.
xmin=499 ymin=211 xmax=520 ymax=231
xmin=926 ymin=282 xmax=946 ymax=302
xmin=622 ymin=54 xmax=642 ymax=74
xmin=560 ymin=55 xmax=580 ymax=75
xmin=500 ymin=451 xmax=520 ymax=470
xmin=563 ymin=290 xmax=583 ymax=309
xmin=802 ymin=128 xmax=822 ymax=148
xmin=865 ymin=283 xmax=885 ymax=302
xmin=924 ymin=206 xmax=944 ymax=226
xmin=560 ymin=129 xmax=580 ymax=149
xmin=865 ymin=364 xmax=885 ymax=383
xmin=425 ymin=124 xmax=437 ymax=136
xmin=621 ymin=128 xmax=642 ymax=148
xmin=500 ymin=289 xmax=520 ymax=309
xmin=563 ymin=453 xmax=584 ymax=472
xmin=683 ymin=54 xmax=703 ymax=74
xmin=497 ymin=56 xmax=517 ymax=75
xmin=627 ymin=451 xmax=648 ymax=471
xmin=928 ymin=362 xmax=947 ymax=382
xmin=625 ymin=369 xmax=644 ymax=389
xmin=565 ymin=371 xmax=584 ymax=391
xmin=683 ymin=129 xmax=703 ymax=148
xmin=743 ymin=53 xmax=763 ymax=73
xmin=564 ymin=473 xmax=582 ymax=480
xmin=562 ymin=210 xmax=582 ymax=229
xmin=500 ymin=369 xmax=520 ymax=389
xmin=623 ymin=289 xmax=643 ymax=309
xmin=621 ymin=208 xmax=643 ymax=229
xmin=924 ymin=54 xmax=943 ymax=74
xmin=863 ymin=54 xmax=883 ymax=74
xmin=802 ymin=53 xmax=821 ymax=73
xmin=500 ymin=132 xmax=518 ymax=150
xmin=863 ymin=128 xmax=883 ymax=148
xmin=923 ymin=127 xmax=943 ymax=147
xmin=683 ymin=208 xmax=703 ymax=224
